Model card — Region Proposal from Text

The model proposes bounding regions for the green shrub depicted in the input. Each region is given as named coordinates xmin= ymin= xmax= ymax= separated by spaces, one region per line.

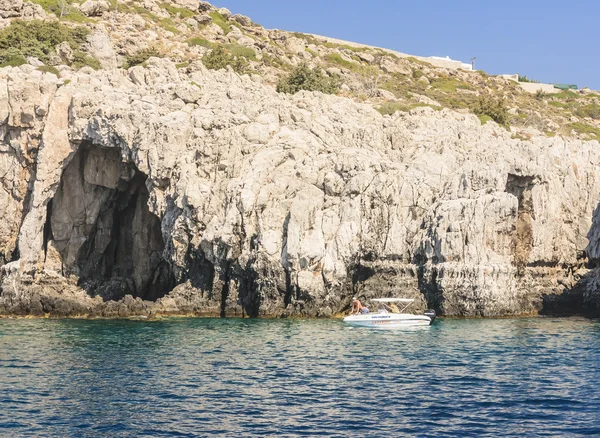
xmin=222 ymin=43 xmax=256 ymax=61
xmin=202 ymin=46 xmax=247 ymax=73
xmin=0 ymin=47 xmax=27 ymax=67
xmin=575 ymin=104 xmax=600 ymax=120
xmin=29 ymin=0 xmax=90 ymax=22
xmin=159 ymin=17 xmax=179 ymax=34
xmin=292 ymin=32 xmax=320 ymax=46
xmin=276 ymin=64 xmax=340 ymax=95
xmin=569 ymin=122 xmax=600 ymax=141
xmin=186 ymin=37 xmax=217 ymax=49
xmin=548 ymin=90 xmax=578 ymax=100
xmin=406 ymin=56 xmax=432 ymax=67
xmin=477 ymin=114 xmax=493 ymax=125
xmin=322 ymin=41 xmax=370 ymax=53
xmin=548 ymin=100 xmax=568 ymax=108
xmin=37 ymin=65 xmax=60 ymax=75
xmin=262 ymin=54 xmax=289 ymax=70
xmin=123 ymin=47 xmax=162 ymax=68
xmin=377 ymin=101 xmax=408 ymax=115
xmin=431 ymin=77 xmax=472 ymax=92
xmin=209 ymin=11 xmax=231 ymax=34
xmin=124 ymin=3 xmax=179 ymax=33
xmin=412 ymin=70 xmax=424 ymax=80
xmin=518 ymin=75 xmax=539 ymax=83
xmin=535 ymin=89 xmax=546 ymax=100
xmin=72 ymin=51 xmax=101 ymax=69
xmin=0 ymin=20 xmax=90 ymax=66
xmin=305 ymin=48 xmax=318 ymax=58
xmin=472 ymin=96 xmax=509 ymax=127
xmin=325 ymin=53 xmax=360 ymax=71
xmin=67 ymin=26 xmax=91 ymax=46
xmin=160 ymin=2 xmax=195 ymax=18
xmin=380 ymin=74 xmax=416 ymax=99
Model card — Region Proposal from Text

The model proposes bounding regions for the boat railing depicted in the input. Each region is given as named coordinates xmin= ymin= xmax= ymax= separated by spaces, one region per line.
xmin=372 ymin=298 xmax=415 ymax=314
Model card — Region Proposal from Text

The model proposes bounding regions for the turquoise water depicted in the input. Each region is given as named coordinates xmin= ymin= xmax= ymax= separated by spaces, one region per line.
xmin=1 ymin=317 xmax=599 ymax=437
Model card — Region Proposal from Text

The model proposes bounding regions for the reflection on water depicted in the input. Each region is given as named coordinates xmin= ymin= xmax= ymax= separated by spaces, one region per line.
xmin=1 ymin=317 xmax=600 ymax=436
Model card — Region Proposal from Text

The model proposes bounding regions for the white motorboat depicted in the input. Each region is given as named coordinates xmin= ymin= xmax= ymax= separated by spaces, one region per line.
xmin=343 ymin=298 xmax=436 ymax=328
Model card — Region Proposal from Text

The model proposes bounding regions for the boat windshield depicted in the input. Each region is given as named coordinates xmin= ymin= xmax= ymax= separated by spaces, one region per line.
xmin=377 ymin=304 xmax=389 ymax=314
xmin=373 ymin=298 xmax=412 ymax=314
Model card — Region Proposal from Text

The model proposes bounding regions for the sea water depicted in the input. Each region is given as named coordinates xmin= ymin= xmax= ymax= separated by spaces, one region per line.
xmin=1 ymin=317 xmax=599 ymax=437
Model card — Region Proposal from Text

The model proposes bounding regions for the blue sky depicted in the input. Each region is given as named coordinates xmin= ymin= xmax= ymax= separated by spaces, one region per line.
xmin=214 ymin=0 xmax=599 ymax=90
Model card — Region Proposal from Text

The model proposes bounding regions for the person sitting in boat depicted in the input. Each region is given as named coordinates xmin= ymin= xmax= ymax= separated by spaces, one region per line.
xmin=386 ymin=303 xmax=400 ymax=314
xmin=351 ymin=297 xmax=369 ymax=314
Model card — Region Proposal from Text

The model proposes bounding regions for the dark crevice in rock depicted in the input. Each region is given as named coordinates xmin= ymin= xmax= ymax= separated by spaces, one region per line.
xmin=185 ymin=247 xmax=216 ymax=292
xmin=9 ymin=242 xmax=19 ymax=264
xmin=237 ymin=263 xmax=259 ymax=317
xmin=220 ymin=262 xmax=230 ymax=318
xmin=281 ymin=212 xmax=294 ymax=308
xmin=416 ymin=264 xmax=442 ymax=314
xmin=47 ymin=143 xmax=175 ymax=302
xmin=540 ymin=286 xmax=585 ymax=316
xmin=284 ymin=268 xmax=293 ymax=307
xmin=526 ymin=260 xmax=581 ymax=269
xmin=351 ymin=263 xmax=376 ymax=284
xmin=42 ymin=199 xmax=53 ymax=263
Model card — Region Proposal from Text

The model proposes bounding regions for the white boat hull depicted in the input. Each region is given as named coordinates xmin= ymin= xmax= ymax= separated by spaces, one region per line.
xmin=343 ymin=313 xmax=434 ymax=328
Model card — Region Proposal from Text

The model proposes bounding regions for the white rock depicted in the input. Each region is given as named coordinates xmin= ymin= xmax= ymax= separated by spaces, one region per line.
xmin=217 ymin=7 xmax=231 ymax=18
xmin=357 ymin=52 xmax=375 ymax=63
xmin=232 ymin=13 xmax=252 ymax=27
xmin=0 ymin=0 xmax=22 ymax=18
xmin=195 ymin=14 xmax=212 ymax=25
xmin=79 ymin=0 xmax=109 ymax=17
xmin=86 ymin=28 xmax=118 ymax=69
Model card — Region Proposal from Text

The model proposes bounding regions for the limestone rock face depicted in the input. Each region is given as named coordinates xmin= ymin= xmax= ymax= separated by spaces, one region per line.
xmin=195 ymin=14 xmax=212 ymax=26
xmin=0 ymin=0 xmax=23 ymax=18
xmin=217 ymin=7 xmax=231 ymax=18
xmin=231 ymin=14 xmax=252 ymax=27
xmin=198 ymin=2 xmax=213 ymax=13
xmin=1 ymin=60 xmax=600 ymax=318
xmin=79 ymin=0 xmax=109 ymax=17
xmin=86 ymin=27 xmax=119 ymax=69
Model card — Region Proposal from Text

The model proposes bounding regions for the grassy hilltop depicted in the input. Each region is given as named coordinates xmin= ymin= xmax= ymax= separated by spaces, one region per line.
xmin=2 ymin=0 xmax=599 ymax=141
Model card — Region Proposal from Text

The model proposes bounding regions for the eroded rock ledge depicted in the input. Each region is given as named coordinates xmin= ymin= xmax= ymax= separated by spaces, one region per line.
xmin=1 ymin=60 xmax=600 ymax=318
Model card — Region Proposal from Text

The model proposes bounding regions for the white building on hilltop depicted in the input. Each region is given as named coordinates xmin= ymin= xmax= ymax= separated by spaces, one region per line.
xmin=427 ymin=56 xmax=473 ymax=71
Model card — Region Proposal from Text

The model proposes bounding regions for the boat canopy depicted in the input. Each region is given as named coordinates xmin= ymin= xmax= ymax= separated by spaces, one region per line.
xmin=371 ymin=298 xmax=414 ymax=303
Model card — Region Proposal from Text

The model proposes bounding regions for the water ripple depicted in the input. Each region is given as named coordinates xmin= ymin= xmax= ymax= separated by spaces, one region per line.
xmin=1 ymin=317 xmax=600 ymax=436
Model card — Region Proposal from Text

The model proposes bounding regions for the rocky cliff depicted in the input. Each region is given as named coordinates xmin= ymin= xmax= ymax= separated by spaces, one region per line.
xmin=1 ymin=58 xmax=600 ymax=318
xmin=2 ymin=1 xmax=600 ymax=318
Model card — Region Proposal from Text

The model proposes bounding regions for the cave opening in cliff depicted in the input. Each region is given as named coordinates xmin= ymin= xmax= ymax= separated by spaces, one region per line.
xmin=505 ymin=174 xmax=535 ymax=267
xmin=44 ymin=143 xmax=175 ymax=301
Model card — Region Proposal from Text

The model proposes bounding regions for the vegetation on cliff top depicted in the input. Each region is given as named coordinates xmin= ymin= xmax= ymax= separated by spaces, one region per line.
xmin=277 ymin=64 xmax=340 ymax=95
xmin=124 ymin=47 xmax=162 ymax=68
xmin=2 ymin=1 xmax=599 ymax=141
xmin=473 ymin=96 xmax=509 ymax=127
xmin=29 ymin=0 xmax=90 ymax=23
xmin=202 ymin=46 xmax=249 ymax=73
xmin=0 ymin=19 xmax=95 ymax=68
